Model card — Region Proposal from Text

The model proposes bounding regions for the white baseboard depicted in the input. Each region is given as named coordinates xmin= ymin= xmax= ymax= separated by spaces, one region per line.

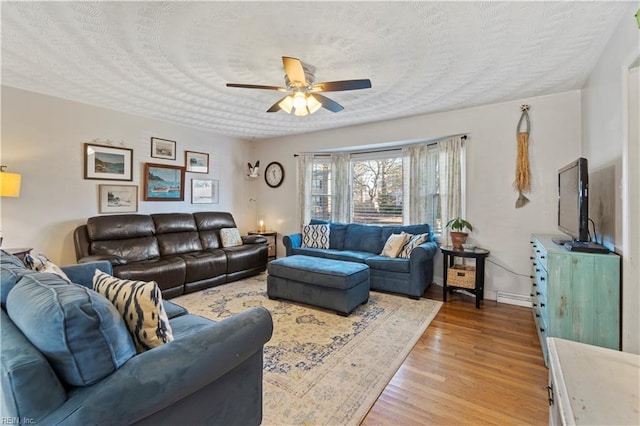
xmin=496 ymin=291 xmax=532 ymax=308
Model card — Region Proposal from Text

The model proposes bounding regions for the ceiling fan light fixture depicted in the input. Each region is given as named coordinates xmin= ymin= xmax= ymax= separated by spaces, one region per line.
xmin=293 ymin=105 xmax=309 ymax=117
xmin=278 ymin=95 xmax=294 ymax=113
xmin=292 ymin=92 xmax=307 ymax=110
xmin=306 ymin=94 xmax=322 ymax=114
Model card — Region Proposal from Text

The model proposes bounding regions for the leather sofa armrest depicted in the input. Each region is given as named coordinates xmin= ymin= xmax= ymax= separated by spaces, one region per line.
xmin=283 ymin=233 xmax=302 ymax=256
xmin=78 ymin=254 xmax=128 ymax=266
xmin=242 ymin=235 xmax=267 ymax=244
xmin=61 ymin=261 xmax=113 ymax=288
xmin=41 ymin=307 xmax=274 ymax=425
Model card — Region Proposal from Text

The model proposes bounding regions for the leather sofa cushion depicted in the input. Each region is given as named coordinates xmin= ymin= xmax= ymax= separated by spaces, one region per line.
xmin=157 ymin=231 xmax=203 ymax=255
xmin=223 ymin=245 xmax=267 ymax=274
xmin=91 ymin=236 xmax=160 ymax=262
xmin=152 ymin=213 xmax=198 ymax=234
xmin=87 ymin=214 xmax=155 ymax=240
xmin=114 ymin=256 xmax=185 ymax=293
xmin=344 ymin=224 xmax=383 ymax=253
xmin=199 ymin=230 xmax=221 ymax=249
xmin=194 ymin=211 xmax=236 ymax=230
xmin=180 ymin=250 xmax=227 ymax=283
xmin=6 ymin=274 xmax=136 ymax=387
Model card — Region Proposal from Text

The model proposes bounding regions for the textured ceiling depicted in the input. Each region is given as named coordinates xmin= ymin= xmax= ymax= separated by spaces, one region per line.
xmin=1 ymin=2 xmax=631 ymax=140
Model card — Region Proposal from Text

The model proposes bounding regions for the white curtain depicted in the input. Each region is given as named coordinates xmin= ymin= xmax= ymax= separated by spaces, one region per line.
xmin=331 ymin=153 xmax=351 ymax=223
xmin=296 ymin=154 xmax=313 ymax=228
xmin=402 ymin=144 xmax=431 ymax=224
xmin=439 ymin=136 xmax=464 ymax=245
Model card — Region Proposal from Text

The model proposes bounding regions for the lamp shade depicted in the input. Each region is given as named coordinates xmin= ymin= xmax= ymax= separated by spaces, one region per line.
xmin=0 ymin=172 xmax=21 ymax=197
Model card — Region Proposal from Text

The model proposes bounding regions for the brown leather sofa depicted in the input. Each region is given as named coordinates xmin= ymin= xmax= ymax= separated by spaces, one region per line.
xmin=73 ymin=212 xmax=268 ymax=298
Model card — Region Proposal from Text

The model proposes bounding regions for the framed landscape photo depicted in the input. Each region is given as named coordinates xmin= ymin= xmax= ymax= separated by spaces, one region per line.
xmin=143 ymin=163 xmax=185 ymax=201
xmin=185 ymin=151 xmax=209 ymax=173
xmin=191 ymin=179 xmax=218 ymax=204
xmin=99 ymin=184 xmax=138 ymax=213
xmin=150 ymin=137 xmax=176 ymax=160
xmin=84 ymin=143 xmax=133 ymax=181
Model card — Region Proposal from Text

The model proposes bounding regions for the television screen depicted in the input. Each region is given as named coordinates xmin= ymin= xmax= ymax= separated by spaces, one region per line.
xmin=558 ymin=158 xmax=589 ymax=242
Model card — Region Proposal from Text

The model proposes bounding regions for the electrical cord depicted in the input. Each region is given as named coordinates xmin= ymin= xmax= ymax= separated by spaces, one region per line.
xmin=486 ymin=258 xmax=530 ymax=278
xmin=588 ymin=218 xmax=599 ymax=244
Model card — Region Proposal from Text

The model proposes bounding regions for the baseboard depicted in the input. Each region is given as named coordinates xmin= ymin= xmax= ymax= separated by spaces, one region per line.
xmin=496 ymin=291 xmax=532 ymax=308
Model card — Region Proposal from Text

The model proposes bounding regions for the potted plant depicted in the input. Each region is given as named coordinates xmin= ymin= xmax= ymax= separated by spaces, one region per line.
xmin=445 ymin=217 xmax=473 ymax=249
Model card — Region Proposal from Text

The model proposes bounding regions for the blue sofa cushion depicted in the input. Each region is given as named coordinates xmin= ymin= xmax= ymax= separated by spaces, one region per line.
xmin=0 ymin=310 xmax=66 ymax=420
xmin=291 ymin=247 xmax=330 ymax=258
xmin=323 ymin=250 xmax=374 ymax=263
xmin=380 ymin=224 xmax=431 ymax=245
xmin=310 ymin=219 xmax=348 ymax=250
xmin=365 ymin=255 xmax=411 ymax=273
xmin=6 ymin=273 xmax=136 ymax=387
xmin=163 ymin=299 xmax=189 ymax=319
xmin=0 ymin=251 xmax=37 ymax=310
xmin=343 ymin=224 xmax=383 ymax=253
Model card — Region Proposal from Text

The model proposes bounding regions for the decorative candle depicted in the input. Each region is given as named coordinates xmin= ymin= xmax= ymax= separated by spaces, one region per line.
xmin=258 ymin=220 xmax=265 ymax=233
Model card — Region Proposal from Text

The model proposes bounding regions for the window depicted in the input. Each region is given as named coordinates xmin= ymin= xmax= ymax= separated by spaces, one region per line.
xmin=310 ymin=158 xmax=331 ymax=221
xmin=305 ymin=138 xmax=464 ymax=229
xmin=351 ymin=153 xmax=403 ymax=224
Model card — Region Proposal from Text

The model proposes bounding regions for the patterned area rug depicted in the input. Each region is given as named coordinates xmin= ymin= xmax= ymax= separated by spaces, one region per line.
xmin=174 ymin=273 xmax=442 ymax=425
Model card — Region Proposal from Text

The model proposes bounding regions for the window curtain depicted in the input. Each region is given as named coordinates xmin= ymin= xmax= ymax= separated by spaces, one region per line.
xmin=296 ymin=154 xmax=313 ymax=228
xmin=331 ymin=153 xmax=351 ymax=223
xmin=439 ymin=136 xmax=464 ymax=246
xmin=402 ymin=144 xmax=431 ymax=224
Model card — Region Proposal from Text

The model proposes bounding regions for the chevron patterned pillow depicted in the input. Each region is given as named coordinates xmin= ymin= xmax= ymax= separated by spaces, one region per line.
xmin=301 ymin=224 xmax=330 ymax=249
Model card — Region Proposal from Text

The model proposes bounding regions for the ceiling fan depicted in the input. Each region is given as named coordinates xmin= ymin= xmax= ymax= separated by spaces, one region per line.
xmin=226 ymin=56 xmax=372 ymax=116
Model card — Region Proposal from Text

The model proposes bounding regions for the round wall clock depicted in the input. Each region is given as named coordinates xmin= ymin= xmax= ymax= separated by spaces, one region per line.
xmin=264 ymin=161 xmax=285 ymax=188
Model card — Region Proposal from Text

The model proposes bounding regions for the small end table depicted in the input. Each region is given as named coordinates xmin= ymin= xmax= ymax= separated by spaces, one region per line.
xmin=248 ymin=231 xmax=277 ymax=261
xmin=441 ymin=246 xmax=490 ymax=308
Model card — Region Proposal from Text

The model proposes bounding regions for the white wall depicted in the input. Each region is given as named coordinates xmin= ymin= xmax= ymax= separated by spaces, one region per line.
xmin=580 ymin=2 xmax=639 ymax=354
xmin=253 ymin=90 xmax=582 ymax=301
xmin=1 ymin=86 xmax=254 ymax=265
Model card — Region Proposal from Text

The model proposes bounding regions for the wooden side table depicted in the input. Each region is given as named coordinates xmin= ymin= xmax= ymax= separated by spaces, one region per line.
xmin=441 ymin=246 xmax=490 ymax=308
xmin=4 ymin=247 xmax=32 ymax=261
xmin=248 ymin=231 xmax=277 ymax=261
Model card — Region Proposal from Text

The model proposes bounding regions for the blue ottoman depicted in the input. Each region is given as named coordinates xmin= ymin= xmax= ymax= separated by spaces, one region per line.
xmin=267 ymin=255 xmax=370 ymax=316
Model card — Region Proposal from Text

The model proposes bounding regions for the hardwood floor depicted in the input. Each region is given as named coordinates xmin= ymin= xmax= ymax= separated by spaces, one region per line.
xmin=362 ymin=285 xmax=549 ymax=425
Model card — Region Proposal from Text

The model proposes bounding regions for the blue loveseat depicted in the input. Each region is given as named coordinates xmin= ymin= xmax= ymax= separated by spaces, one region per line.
xmin=0 ymin=251 xmax=273 ymax=425
xmin=283 ymin=220 xmax=438 ymax=299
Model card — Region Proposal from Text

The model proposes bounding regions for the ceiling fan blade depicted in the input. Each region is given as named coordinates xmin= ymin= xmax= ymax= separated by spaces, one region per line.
xmin=282 ymin=56 xmax=306 ymax=86
xmin=266 ymin=96 xmax=290 ymax=113
xmin=311 ymin=79 xmax=372 ymax=92
xmin=226 ymin=83 xmax=287 ymax=91
xmin=314 ymin=94 xmax=344 ymax=113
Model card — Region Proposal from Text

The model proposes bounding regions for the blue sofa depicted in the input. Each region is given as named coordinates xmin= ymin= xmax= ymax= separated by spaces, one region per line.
xmin=283 ymin=220 xmax=438 ymax=299
xmin=0 ymin=251 xmax=273 ymax=425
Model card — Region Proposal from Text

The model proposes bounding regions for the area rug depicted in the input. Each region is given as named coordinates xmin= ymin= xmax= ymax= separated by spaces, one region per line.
xmin=174 ymin=273 xmax=442 ymax=425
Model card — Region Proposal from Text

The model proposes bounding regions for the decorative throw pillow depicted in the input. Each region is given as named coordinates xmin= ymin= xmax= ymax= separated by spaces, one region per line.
xmin=93 ymin=270 xmax=173 ymax=353
xmin=302 ymin=224 xmax=330 ymax=249
xmin=398 ymin=233 xmax=430 ymax=259
xmin=6 ymin=273 xmax=136 ymax=387
xmin=220 ymin=227 xmax=243 ymax=248
xmin=24 ymin=252 xmax=71 ymax=283
xmin=380 ymin=233 xmax=410 ymax=258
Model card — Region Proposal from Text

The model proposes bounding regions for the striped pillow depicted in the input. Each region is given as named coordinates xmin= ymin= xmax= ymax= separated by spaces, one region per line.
xmin=302 ymin=224 xmax=330 ymax=249
xmin=398 ymin=233 xmax=430 ymax=258
xmin=93 ymin=270 xmax=173 ymax=353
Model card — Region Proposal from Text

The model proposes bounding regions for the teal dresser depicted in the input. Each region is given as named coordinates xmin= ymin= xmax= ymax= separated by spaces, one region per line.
xmin=530 ymin=235 xmax=620 ymax=366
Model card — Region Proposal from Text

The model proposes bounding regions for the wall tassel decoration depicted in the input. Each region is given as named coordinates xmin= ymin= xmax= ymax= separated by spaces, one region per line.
xmin=514 ymin=104 xmax=531 ymax=208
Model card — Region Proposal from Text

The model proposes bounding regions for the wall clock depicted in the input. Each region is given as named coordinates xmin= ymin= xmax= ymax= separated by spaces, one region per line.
xmin=264 ymin=161 xmax=285 ymax=188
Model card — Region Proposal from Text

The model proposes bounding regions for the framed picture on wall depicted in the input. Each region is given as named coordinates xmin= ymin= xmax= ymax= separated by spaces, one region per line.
xmin=185 ymin=151 xmax=209 ymax=173
xmin=150 ymin=137 xmax=176 ymax=160
xmin=191 ymin=179 xmax=218 ymax=204
xmin=84 ymin=143 xmax=133 ymax=181
xmin=143 ymin=163 xmax=185 ymax=201
xmin=99 ymin=185 xmax=138 ymax=213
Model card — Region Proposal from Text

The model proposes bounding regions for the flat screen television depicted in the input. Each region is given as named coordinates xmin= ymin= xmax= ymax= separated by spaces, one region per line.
xmin=557 ymin=158 xmax=589 ymax=242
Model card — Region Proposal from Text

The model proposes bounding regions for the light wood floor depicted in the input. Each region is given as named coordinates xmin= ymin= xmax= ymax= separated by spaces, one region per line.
xmin=362 ymin=285 xmax=549 ymax=425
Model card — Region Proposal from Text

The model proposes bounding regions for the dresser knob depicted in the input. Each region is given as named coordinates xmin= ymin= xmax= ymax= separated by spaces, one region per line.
xmin=540 ymin=303 xmax=546 ymax=307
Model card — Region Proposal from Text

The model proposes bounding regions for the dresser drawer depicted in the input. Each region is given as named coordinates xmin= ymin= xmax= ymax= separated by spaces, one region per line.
xmin=532 ymin=242 xmax=548 ymax=272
